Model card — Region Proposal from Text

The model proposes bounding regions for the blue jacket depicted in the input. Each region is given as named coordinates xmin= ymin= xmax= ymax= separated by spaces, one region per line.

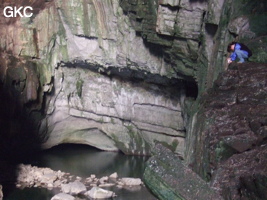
xmin=230 ymin=43 xmax=249 ymax=61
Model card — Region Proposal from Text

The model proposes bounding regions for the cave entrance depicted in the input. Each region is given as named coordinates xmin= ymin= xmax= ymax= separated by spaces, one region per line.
xmin=185 ymin=80 xmax=198 ymax=100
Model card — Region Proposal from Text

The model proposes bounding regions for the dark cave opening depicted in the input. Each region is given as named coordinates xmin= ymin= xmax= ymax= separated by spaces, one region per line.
xmin=205 ymin=23 xmax=218 ymax=38
xmin=185 ymin=80 xmax=198 ymax=99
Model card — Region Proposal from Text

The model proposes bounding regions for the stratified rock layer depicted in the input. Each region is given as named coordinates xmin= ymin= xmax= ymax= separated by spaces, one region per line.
xmin=41 ymin=65 xmax=185 ymax=155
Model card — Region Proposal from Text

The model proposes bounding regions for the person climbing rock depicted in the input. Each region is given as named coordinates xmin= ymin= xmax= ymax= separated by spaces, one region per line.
xmin=227 ymin=42 xmax=252 ymax=64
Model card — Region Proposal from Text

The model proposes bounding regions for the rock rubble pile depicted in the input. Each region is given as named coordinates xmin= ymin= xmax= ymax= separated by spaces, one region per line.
xmin=16 ymin=164 xmax=144 ymax=199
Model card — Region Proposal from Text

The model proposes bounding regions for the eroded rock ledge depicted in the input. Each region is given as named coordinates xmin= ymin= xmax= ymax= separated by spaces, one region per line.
xmin=144 ymin=143 xmax=222 ymax=200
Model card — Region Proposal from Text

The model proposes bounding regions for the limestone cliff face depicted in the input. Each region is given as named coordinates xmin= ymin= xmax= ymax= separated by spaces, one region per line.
xmin=0 ymin=0 xmax=267 ymax=199
xmin=120 ymin=0 xmax=267 ymax=91
xmin=0 ymin=0 xmax=266 ymax=156
xmin=0 ymin=0 xmax=186 ymax=155
xmin=41 ymin=65 xmax=185 ymax=155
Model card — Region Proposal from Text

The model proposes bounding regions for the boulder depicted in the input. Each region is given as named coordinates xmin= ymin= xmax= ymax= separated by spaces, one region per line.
xmin=16 ymin=164 xmax=66 ymax=188
xmin=85 ymin=187 xmax=115 ymax=199
xmin=99 ymin=176 xmax=109 ymax=184
xmin=61 ymin=181 xmax=87 ymax=195
xmin=120 ymin=178 xmax=142 ymax=186
xmin=51 ymin=193 xmax=75 ymax=200
xmin=109 ymin=172 xmax=118 ymax=179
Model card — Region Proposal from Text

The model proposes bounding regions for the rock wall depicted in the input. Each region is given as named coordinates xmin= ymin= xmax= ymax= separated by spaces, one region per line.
xmin=120 ymin=0 xmax=267 ymax=91
xmin=184 ymin=0 xmax=267 ymax=170
xmin=0 ymin=0 xmax=265 ymax=156
xmin=0 ymin=0 xmax=267 ymax=199
xmin=41 ymin=65 xmax=185 ymax=154
xmin=185 ymin=62 xmax=267 ymax=199
xmin=0 ymin=0 xmax=188 ymax=156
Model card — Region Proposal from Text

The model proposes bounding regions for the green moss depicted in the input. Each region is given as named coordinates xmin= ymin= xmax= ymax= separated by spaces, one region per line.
xmin=56 ymin=21 xmax=69 ymax=62
xmin=126 ymin=124 xmax=142 ymax=146
xmin=110 ymin=133 xmax=130 ymax=154
xmin=97 ymin=117 xmax=104 ymax=123
xmin=124 ymin=124 xmax=151 ymax=155
xmin=171 ymin=139 xmax=179 ymax=151
xmin=174 ymin=25 xmax=182 ymax=37
xmin=218 ymin=3 xmax=231 ymax=28
xmin=246 ymin=36 xmax=267 ymax=63
xmin=215 ymin=140 xmax=237 ymax=162
xmin=196 ymin=61 xmax=208 ymax=95
xmin=35 ymin=61 xmax=53 ymax=87
xmin=232 ymin=0 xmax=259 ymax=19
xmin=250 ymin=48 xmax=267 ymax=63
xmin=76 ymin=79 xmax=84 ymax=98
xmin=157 ymin=140 xmax=179 ymax=152
xmin=249 ymin=14 xmax=267 ymax=36
xmin=144 ymin=166 xmax=185 ymax=200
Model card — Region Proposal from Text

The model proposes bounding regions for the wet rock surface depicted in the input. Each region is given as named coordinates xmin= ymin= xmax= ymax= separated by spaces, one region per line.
xmin=144 ymin=143 xmax=223 ymax=200
xmin=187 ymin=62 xmax=267 ymax=199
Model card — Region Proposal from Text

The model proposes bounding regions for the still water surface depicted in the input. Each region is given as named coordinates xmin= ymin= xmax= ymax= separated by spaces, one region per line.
xmin=4 ymin=144 xmax=157 ymax=200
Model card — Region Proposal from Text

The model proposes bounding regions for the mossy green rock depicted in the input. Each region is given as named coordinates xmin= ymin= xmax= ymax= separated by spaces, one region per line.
xmin=144 ymin=144 xmax=223 ymax=200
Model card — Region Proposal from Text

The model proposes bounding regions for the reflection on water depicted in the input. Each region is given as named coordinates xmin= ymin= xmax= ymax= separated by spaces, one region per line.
xmin=36 ymin=144 xmax=147 ymax=178
xmin=6 ymin=188 xmax=56 ymax=200
xmin=4 ymin=144 xmax=157 ymax=200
